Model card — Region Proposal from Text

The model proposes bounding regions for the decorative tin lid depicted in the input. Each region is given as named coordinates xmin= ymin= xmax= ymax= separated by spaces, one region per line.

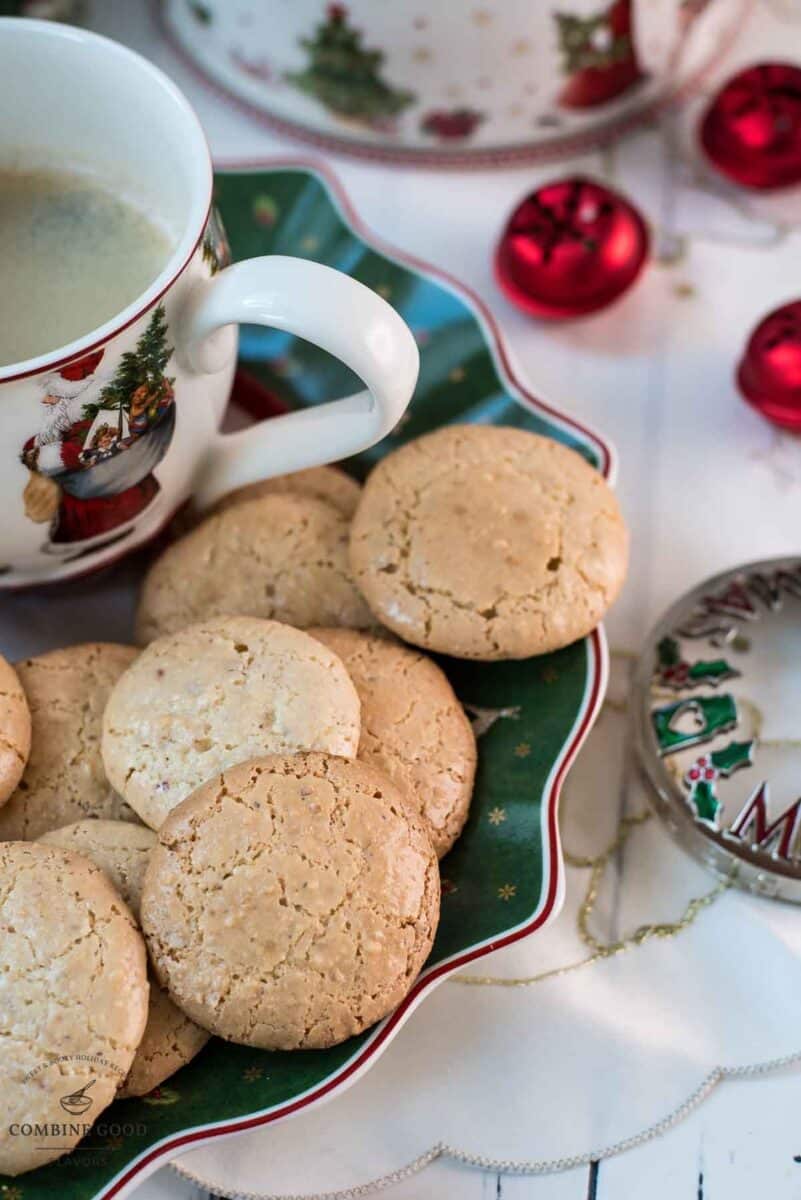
xmin=634 ymin=557 xmax=801 ymax=903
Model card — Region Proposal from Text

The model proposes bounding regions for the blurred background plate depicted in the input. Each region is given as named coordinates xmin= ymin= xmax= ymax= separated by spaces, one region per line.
xmin=159 ymin=0 xmax=750 ymax=165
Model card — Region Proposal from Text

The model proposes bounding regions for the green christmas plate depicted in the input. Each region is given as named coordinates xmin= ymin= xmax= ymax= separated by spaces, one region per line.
xmin=2 ymin=162 xmax=613 ymax=1200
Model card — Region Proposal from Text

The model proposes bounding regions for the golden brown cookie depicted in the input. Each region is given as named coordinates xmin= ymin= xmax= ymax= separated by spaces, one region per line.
xmin=39 ymin=819 xmax=209 ymax=1099
xmin=39 ymin=819 xmax=156 ymax=910
xmin=141 ymin=753 xmax=440 ymax=1050
xmin=136 ymin=492 xmax=373 ymax=645
xmin=309 ymin=628 xmax=476 ymax=856
xmin=118 ymin=981 xmax=210 ymax=1099
xmin=0 ymin=841 xmax=148 ymax=1176
xmin=0 ymin=643 xmax=140 ymax=841
xmin=212 ymin=464 xmax=361 ymax=519
xmin=349 ymin=425 xmax=629 ymax=660
xmin=0 ymin=653 xmax=31 ymax=807
xmin=102 ymin=617 xmax=361 ymax=830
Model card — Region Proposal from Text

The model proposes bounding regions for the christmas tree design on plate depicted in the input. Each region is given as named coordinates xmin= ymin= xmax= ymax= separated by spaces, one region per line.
xmin=554 ymin=0 xmax=643 ymax=109
xmin=286 ymin=4 xmax=414 ymax=129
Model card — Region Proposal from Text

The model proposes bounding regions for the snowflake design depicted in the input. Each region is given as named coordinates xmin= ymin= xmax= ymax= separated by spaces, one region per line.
xmin=541 ymin=667 xmax=559 ymax=684
xmin=299 ymin=234 xmax=320 ymax=253
xmin=514 ymin=742 xmax=532 ymax=758
xmin=488 ymin=807 xmax=507 ymax=826
xmin=448 ymin=366 xmax=466 ymax=383
xmin=243 ymin=1066 xmax=263 ymax=1082
xmin=498 ymin=883 xmax=517 ymax=901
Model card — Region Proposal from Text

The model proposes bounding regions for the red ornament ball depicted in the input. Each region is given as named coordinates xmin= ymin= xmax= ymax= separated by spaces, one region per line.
xmin=737 ymin=301 xmax=801 ymax=430
xmin=700 ymin=63 xmax=801 ymax=190
xmin=495 ymin=177 xmax=649 ymax=320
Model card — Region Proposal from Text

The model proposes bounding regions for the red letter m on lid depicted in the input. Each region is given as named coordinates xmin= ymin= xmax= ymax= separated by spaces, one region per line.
xmin=729 ymin=782 xmax=801 ymax=861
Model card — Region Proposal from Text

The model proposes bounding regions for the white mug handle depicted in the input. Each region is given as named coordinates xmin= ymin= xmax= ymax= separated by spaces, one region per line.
xmin=178 ymin=255 xmax=419 ymax=511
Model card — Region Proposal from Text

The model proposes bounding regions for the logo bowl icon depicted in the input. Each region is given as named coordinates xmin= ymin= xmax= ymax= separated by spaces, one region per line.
xmin=60 ymin=1080 xmax=95 ymax=1116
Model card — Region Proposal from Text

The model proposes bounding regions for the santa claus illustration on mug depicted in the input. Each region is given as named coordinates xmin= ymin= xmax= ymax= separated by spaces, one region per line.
xmin=20 ymin=306 xmax=176 ymax=555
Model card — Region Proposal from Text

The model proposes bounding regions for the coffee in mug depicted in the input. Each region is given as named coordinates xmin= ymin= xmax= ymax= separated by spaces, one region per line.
xmin=0 ymin=167 xmax=173 ymax=367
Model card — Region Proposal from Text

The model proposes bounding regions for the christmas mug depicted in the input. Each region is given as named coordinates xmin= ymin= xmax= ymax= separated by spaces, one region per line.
xmin=0 ymin=19 xmax=419 ymax=588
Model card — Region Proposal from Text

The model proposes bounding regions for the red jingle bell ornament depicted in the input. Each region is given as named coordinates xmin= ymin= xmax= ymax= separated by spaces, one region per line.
xmin=495 ymin=177 xmax=649 ymax=320
xmin=700 ymin=63 xmax=801 ymax=191
xmin=737 ymin=301 xmax=801 ymax=430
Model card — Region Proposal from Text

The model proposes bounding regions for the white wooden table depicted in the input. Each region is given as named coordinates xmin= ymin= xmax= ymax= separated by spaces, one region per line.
xmin=83 ymin=2 xmax=801 ymax=1196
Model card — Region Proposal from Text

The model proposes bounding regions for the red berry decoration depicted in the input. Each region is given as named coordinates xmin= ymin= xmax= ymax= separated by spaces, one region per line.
xmin=495 ymin=176 xmax=649 ymax=319
xmin=737 ymin=300 xmax=801 ymax=430
xmin=700 ymin=63 xmax=801 ymax=190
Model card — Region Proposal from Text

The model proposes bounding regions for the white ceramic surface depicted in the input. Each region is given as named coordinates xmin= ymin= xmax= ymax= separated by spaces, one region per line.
xmin=0 ymin=19 xmax=417 ymax=585
xmin=161 ymin=0 xmax=749 ymax=163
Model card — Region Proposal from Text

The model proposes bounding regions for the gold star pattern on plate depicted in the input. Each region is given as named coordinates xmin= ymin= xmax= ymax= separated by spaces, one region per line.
xmin=541 ymin=667 xmax=559 ymax=684
xmin=673 ymin=281 xmax=697 ymax=300
xmin=445 ymin=83 xmax=464 ymax=99
xmin=511 ymin=37 xmax=532 ymax=55
xmin=299 ymin=234 xmax=319 ymax=253
xmin=448 ymin=365 xmax=466 ymax=383
xmin=498 ymin=883 xmax=516 ymax=901
xmin=507 ymin=103 xmax=523 ymax=118
xmin=243 ymin=1066 xmax=263 ymax=1082
xmin=411 ymin=46 xmax=432 ymax=63
xmin=488 ymin=807 xmax=507 ymax=826
xmin=2 ymin=1188 xmax=23 ymax=1200
xmin=514 ymin=742 xmax=532 ymax=758
xmin=473 ymin=8 xmax=493 ymax=25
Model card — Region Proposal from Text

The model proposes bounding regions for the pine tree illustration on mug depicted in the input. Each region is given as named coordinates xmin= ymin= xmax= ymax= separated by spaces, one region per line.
xmin=20 ymin=306 xmax=176 ymax=551
xmin=83 ymin=306 xmax=174 ymax=434
xmin=286 ymin=4 xmax=415 ymax=129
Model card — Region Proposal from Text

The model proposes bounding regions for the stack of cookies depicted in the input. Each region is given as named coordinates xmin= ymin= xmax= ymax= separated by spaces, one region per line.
xmin=0 ymin=425 xmax=627 ymax=1176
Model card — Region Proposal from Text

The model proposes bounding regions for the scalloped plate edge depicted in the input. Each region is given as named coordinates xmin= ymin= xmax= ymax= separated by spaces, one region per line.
xmin=92 ymin=158 xmax=614 ymax=1200
xmin=99 ymin=632 xmax=607 ymax=1200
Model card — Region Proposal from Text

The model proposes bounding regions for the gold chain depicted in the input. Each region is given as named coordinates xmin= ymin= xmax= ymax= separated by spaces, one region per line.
xmin=453 ymin=650 xmax=729 ymax=989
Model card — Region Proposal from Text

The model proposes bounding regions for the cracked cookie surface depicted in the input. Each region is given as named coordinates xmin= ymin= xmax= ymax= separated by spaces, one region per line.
xmin=310 ymin=628 xmax=476 ymax=857
xmin=0 ymin=841 xmax=148 ymax=1176
xmin=349 ymin=425 xmax=628 ymax=660
xmin=211 ymin=464 xmax=361 ymax=519
xmin=0 ymin=654 xmax=31 ymax=807
xmin=39 ymin=819 xmax=210 ymax=1099
xmin=141 ymin=752 xmax=440 ymax=1050
xmin=0 ymin=643 xmax=140 ymax=841
xmin=102 ymin=617 xmax=361 ymax=830
xmin=136 ymin=492 xmax=372 ymax=645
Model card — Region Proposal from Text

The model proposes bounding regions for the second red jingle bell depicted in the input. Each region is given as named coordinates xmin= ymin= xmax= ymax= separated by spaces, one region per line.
xmin=495 ymin=177 xmax=649 ymax=320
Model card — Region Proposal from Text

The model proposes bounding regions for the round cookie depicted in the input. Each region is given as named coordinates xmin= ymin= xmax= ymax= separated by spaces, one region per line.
xmin=0 ymin=643 xmax=141 ymax=841
xmin=212 ymin=464 xmax=361 ymax=519
xmin=309 ymin=628 xmax=476 ymax=857
xmin=118 ymin=981 xmax=210 ymax=1099
xmin=141 ymin=753 xmax=440 ymax=1050
xmin=0 ymin=841 xmax=148 ymax=1176
xmin=39 ymin=820 xmax=209 ymax=1099
xmin=0 ymin=653 xmax=31 ymax=806
xmin=102 ymin=617 xmax=361 ymax=830
xmin=349 ymin=425 xmax=629 ymax=660
xmin=136 ymin=492 xmax=372 ymax=645
xmin=39 ymin=819 xmax=156 ymax=909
